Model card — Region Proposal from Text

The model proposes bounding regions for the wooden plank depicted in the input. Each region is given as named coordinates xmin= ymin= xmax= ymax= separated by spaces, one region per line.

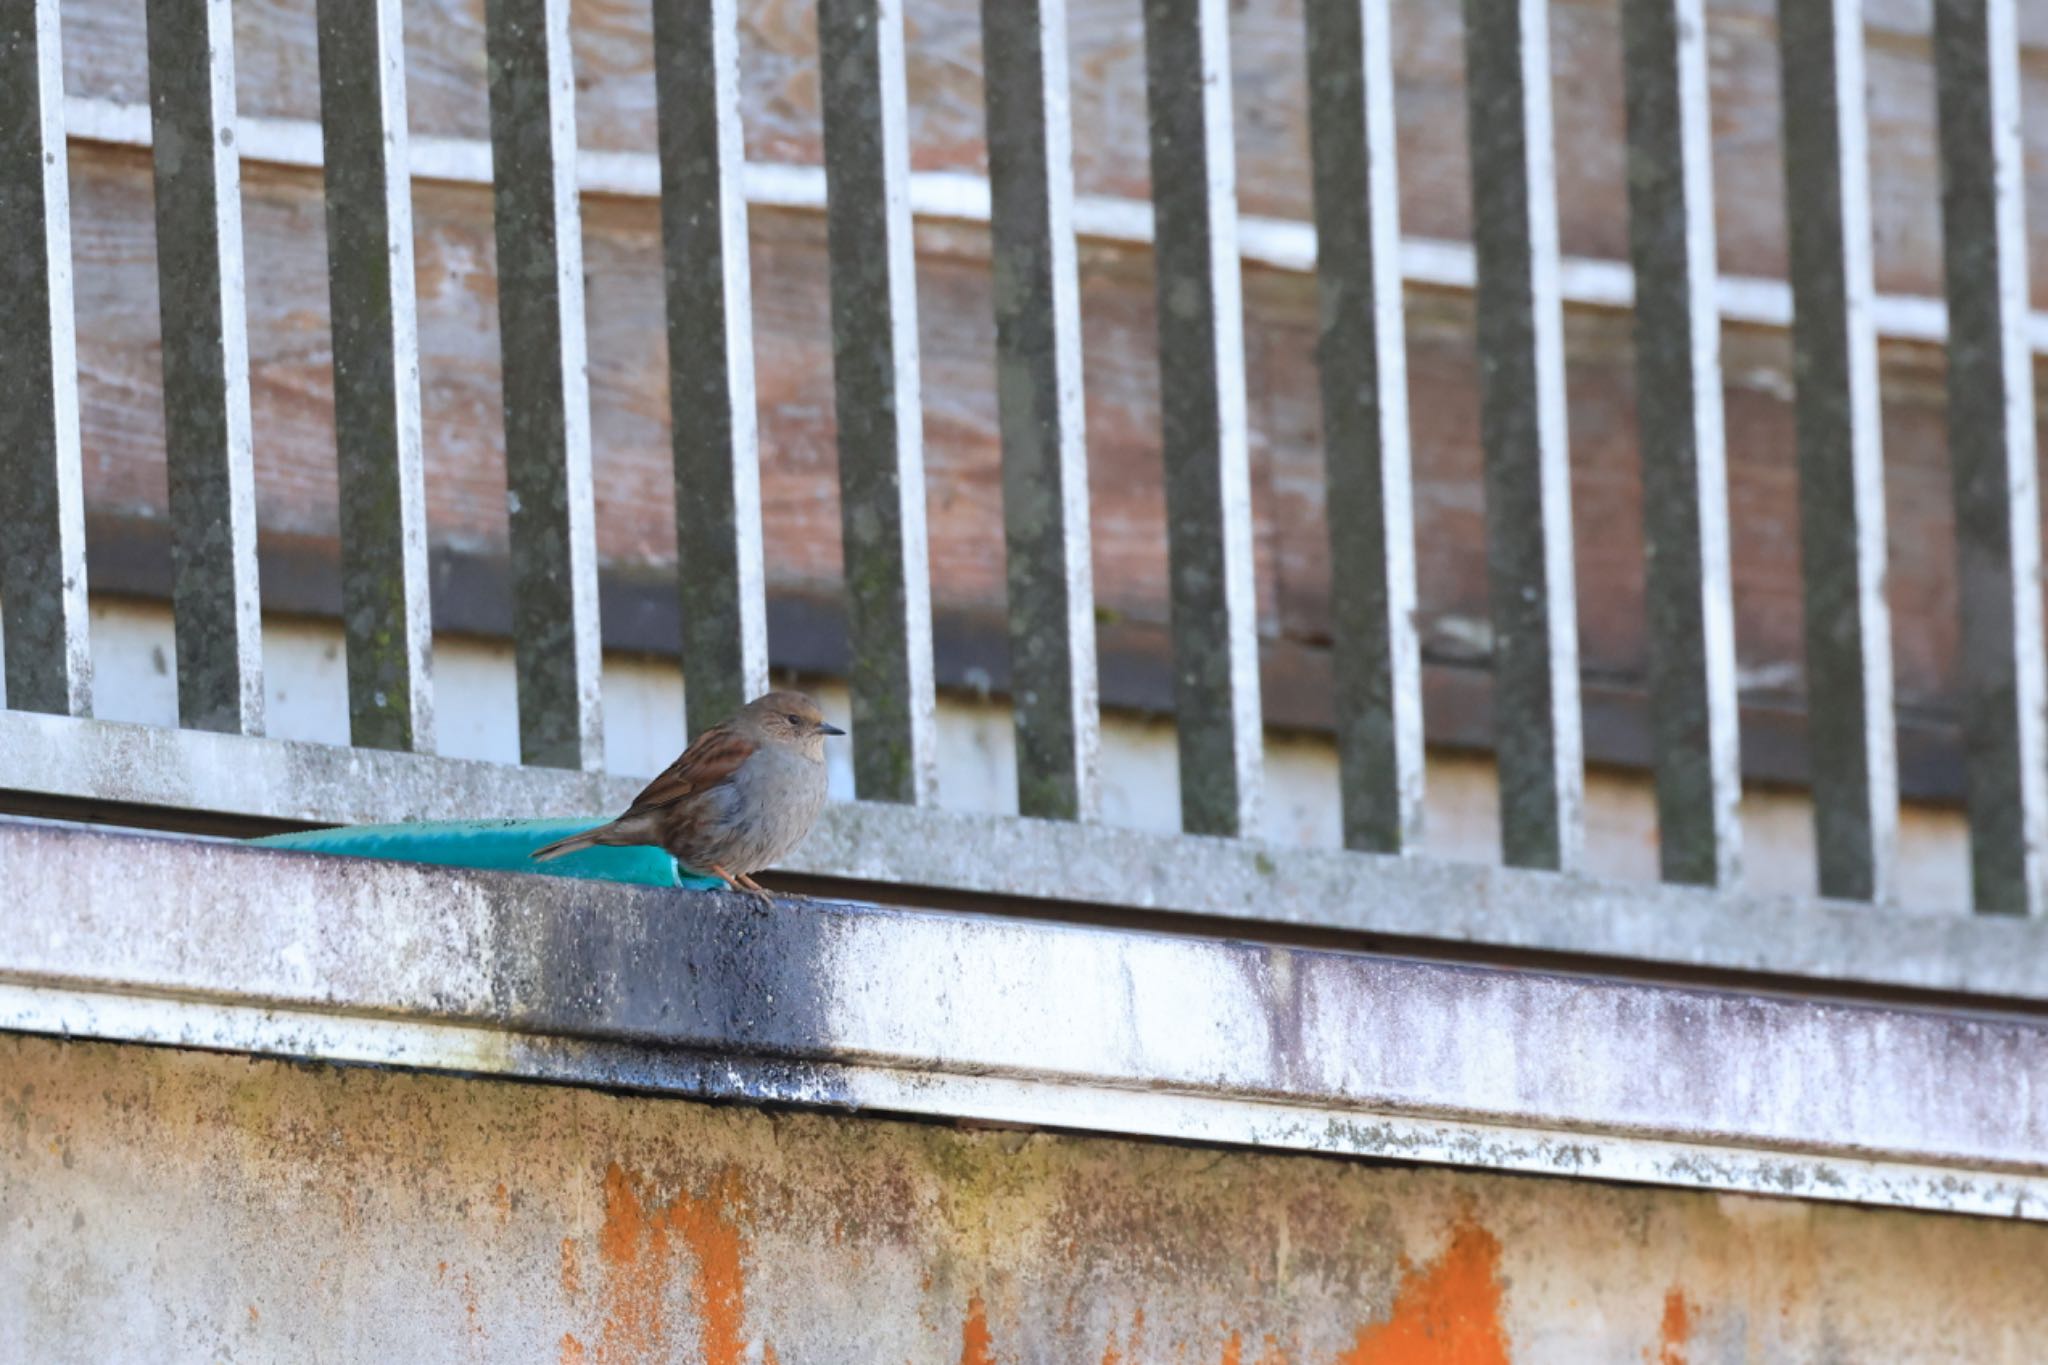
xmin=46 ymin=0 xmax=2048 ymax=307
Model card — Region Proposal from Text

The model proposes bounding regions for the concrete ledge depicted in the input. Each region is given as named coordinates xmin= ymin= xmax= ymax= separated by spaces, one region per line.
xmin=3 ymin=819 xmax=2046 ymax=1221
xmin=8 ymin=712 xmax=2048 ymax=1001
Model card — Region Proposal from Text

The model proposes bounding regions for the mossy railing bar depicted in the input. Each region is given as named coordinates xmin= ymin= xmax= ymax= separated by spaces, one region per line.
xmin=1620 ymin=0 xmax=1742 ymax=888
xmin=317 ymin=0 xmax=435 ymax=756
xmin=1934 ymin=0 xmax=2048 ymax=917
xmin=147 ymin=0 xmax=264 ymax=737
xmin=1779 ymin=0 xmax=1899 ymax=903
xmin=654 ymin=0 xmax=771 ymax=739
xmin=485 ymin=0 xmax=604 ymax=772
xmin=983 ymin=0 xmax=1101 ymax=824
xmin=1142 ymin=0 xmax=1264 ymax=840
xmin=818 ymin=0 xmax=938 ymax=806
xmin=1304 ymin=0 xmax=1424 ymax=855
xmin=0 ymin=0 xmax=91 ymax=720
xmin=1462 ymin=0 xmax=1584 ymax=873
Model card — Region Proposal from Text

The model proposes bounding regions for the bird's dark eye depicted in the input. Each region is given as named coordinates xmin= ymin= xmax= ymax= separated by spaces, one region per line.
xmin=786 ymin=713 xmax=802 ymax=726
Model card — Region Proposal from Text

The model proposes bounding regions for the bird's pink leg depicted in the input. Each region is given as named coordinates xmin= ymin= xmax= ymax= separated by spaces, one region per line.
xmin=710 ymin=864 xmax=773 ymax=905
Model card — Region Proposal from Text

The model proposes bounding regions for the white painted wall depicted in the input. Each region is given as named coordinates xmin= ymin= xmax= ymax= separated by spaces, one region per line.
xmin=81 ymin=599 xmax=1973 ymax=910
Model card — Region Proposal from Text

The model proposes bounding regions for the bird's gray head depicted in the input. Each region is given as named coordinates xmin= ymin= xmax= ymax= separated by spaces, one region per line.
xmin=739 ymin=690 xmax=845 ymax=757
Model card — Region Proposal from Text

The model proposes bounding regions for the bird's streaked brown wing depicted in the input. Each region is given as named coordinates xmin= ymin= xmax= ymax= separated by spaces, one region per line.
xmin=618 ymin=721 xmax=757 ymax=817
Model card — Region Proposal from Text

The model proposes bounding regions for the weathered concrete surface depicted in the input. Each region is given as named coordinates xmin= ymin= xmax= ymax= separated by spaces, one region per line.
xmin=0 ymin=715 xmax=2033 ymax=1001
xmin=4 ymin=1033 xmax=2046 ymax=1363
xmin=7 ymin=818 xmax=2048 ymax=1221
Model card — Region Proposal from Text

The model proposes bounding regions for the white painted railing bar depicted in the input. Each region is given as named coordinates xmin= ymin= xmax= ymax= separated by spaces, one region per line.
xmin=482 ymin=0 xmax=604 ymax=771
xmin=56 ymin=95 xmax=2048 ymax=356
xmin=1461 ymin=0 xmax=1583 ymax=871
xmin=1141 ymin=0 xmax=1264 ymax=838
xmin=817 ymin=0 xmax=938 ymax=805
xmin=1303 ymin=0 xmax=1423 ymax=854
xmin=1932 ymin=0 xmax=2046 ymax=916
xmin=315 ymin=0 xmax=435 ymax=755
xmin=144 ymin=0 xmax=263 ymax=736
xmin=981 ymin=0 xmax=1101 ymax=822
xmin=1620 ymin=0 xmax=1742 ymax=888
xmin=1779 ymin=0 xmax=1898 ymax=902
xmin=653 ymin=0 xmax=769 ymax=738
xmin=0 ymin=0 xmax=91 ymax=719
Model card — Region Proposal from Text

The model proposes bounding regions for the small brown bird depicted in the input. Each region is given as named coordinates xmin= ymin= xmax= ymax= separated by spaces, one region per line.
xmin=531 ymin=690 xmax=843 ymax=899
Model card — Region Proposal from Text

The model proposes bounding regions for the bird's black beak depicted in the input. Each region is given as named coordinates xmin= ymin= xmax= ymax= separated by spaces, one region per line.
xmin=817 ymin=721 xmax=846 ymax=736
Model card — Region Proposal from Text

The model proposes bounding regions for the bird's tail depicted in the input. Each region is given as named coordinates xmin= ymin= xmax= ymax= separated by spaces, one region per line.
xmin=531 ymin=825 xmax=609 ymax=862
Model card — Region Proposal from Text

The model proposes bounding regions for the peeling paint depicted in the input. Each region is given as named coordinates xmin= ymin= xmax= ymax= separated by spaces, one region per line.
xmin=1335 ymin=1218 xmax=1510 ymax=1364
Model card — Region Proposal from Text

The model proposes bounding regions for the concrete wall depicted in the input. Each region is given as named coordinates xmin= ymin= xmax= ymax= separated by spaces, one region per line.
xmin=6 ymin=1033 xmax=2044 ymax=1363
xmin=78 ymin=599 xmax=1976 ymax=908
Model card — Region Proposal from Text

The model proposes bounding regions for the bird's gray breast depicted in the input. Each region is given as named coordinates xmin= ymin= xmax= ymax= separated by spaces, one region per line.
xmin=708 ymin=743 xmax=828 ymax=873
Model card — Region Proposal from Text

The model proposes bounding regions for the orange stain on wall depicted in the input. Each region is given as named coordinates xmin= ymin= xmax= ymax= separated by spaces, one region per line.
xmin=1334 ymin=1216 xmax=1511 ymax=1365
xmin=1652 ymin=1289 xmax=1692 ymax=1365
xmin=561 ymin=1238 xmax=583 ymax=1300
xmin=961 ymin=1291 xmax=996 ymax=1365
xmin=592 ymin=1162 xmax=755 ymax=1365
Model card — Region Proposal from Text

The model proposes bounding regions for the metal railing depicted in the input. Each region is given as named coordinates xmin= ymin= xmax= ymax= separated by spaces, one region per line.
xmin=0 ymin=0 xmax=2040 ymax=925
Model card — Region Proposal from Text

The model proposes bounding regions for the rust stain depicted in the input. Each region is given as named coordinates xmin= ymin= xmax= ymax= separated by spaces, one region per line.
xmin=960 ymin=1291 xmax=996 ymax=1365
xmin=672 ymin=1168 xmax=749 ymax=1365
xmin=460 ymin=1269 xmax=485 ymax=1342
xmin=1335 ymin=1216 xmax=1510 ymax=1365
xmin=1103 ymin=1304 xmax=1151 ymax=1365
xmin=561 ymin=1237 xmax=583 ymax=1299
xmin=1221 ymin=1330 xmax=1244 ymax=1365
xmin=595 ymin=1162 xmax=755 ymax=1365
xmin=246 ymin=1305 xmax=259 ymax=1325
xmin=1650 ymin=1288 xmax=1692 ymax=1365
xmin=495 ymin=1181 xmax=512 ymax=1225
xmin=560 ymin=1332 xmax=587 ymax=1364
xmin=1256 ymin=1335 xmax=1291 ymax=1365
